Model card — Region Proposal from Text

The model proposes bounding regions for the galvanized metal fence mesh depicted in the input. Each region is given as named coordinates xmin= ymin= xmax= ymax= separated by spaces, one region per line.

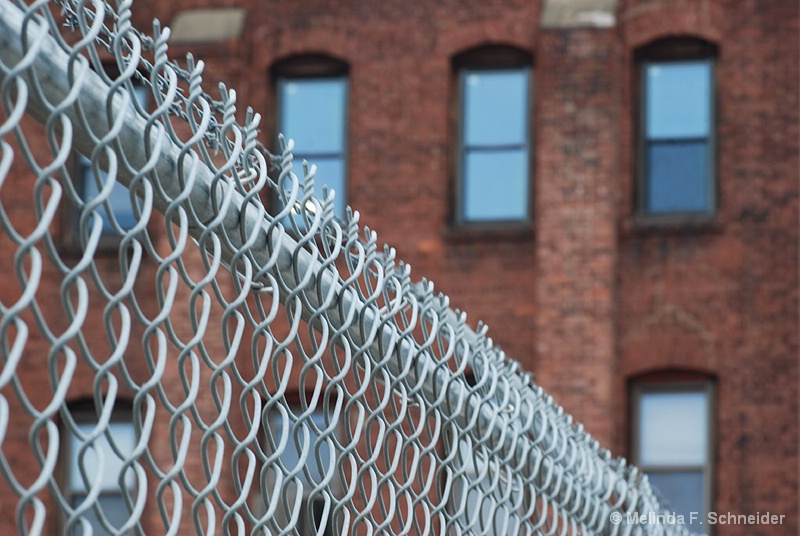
xmin=0 ymin=0 xmax=694 ymax=534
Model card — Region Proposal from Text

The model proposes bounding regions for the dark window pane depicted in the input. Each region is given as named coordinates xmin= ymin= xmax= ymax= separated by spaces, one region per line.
xmin=463 ymin=69 xmax=528 ymax=147
xmin=463 ymin=149 xmax=528 ymax=221
xmin=647 ymin=471 xmax=705 ymax=529
xmin=646 ymin=60 xmax=711 ymax=139
xmin=646 ymin=141 xmax=710 ymax=213
xmin=70 ymin=494 xmax=132 ymax=536
xmin=303 ymin=496 xmax=334 ymax=536
xmin=280 ymin=78 xmax=346 ymax=154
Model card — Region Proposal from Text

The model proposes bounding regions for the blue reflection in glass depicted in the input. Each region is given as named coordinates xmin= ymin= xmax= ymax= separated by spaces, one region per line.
xmin=280 ymin=78 xmax=346 ymax=155
xmin=79 ymin=85 xmax=148 ymax=234
xmin=464 ymin=149 xmax=528 ymax=221
xmin=294 ymin=156 xmax=346 ymax=217
xmin=646 ymin=60 xmax=711 ymax=140
xmin=81 ymin=158 xmax=137 ymax=232
xmin=279 ymin=77 xmax=347 ymax=217
xmin=460 ymin=68 xmax=530 ymax=222
xmin=463 ymin=69 xmax=528 ymax=146
xmin=267 ymin=411 xmax=333 ymax=484
xmin=647 ymin=141 xmax=709 ymax=213
xmin=644 ymin=59 xmax=713 ymax=214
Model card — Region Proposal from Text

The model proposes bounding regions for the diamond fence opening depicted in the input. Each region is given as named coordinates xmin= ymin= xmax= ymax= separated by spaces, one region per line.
xmin=0 ymin=0 xmax=694 ymax=534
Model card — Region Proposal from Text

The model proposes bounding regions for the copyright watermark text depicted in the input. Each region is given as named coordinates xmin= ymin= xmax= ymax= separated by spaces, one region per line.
xmin=610 ymin=510 xmax=786 ymax=528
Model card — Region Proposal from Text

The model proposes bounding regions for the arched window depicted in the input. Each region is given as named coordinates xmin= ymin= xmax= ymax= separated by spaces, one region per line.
xmin=630 ymin=372 xmax=714 ymax=530
xmin=452 ymin=45 xmax=533 ymax=225
xmin=635 ymin=38 xmax=718 ymax=219
xmin=272 ymin=55 xmax=349 ymax=219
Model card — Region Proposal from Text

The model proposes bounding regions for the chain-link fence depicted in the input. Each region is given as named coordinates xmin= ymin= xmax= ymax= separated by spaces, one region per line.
xmin=0 ymin=0 xmax=694 ymax=534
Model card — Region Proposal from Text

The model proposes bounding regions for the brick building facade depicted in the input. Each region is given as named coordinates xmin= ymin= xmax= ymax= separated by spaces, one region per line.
xmin=192 ymin=0 xmax=795 ymax=531
xmin=166 ymin=0 xmax=797 ymax=531
xmin=1 ymin=0 xmax=797 ymax=534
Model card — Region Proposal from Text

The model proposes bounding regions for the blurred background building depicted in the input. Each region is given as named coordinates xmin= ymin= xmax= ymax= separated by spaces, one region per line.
xmin=1 ymin=0 xmax=797 ymax=534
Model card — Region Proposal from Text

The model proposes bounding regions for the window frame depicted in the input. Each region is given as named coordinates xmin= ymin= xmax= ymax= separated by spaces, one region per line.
xmin=635 ymin=38 xmax=718 ymax=222
xmin=255 ymin=398 xmax=341 ymax=536
xmin=630 ymin=380 xmax=715 ymax=527
xmin=61 ymin=74 xmax=150 ymax=253
xmin=59 ymin=400 xmax=137 ymax=536
xmin=272 ymin=55 xmax=349 ymax=222
xmin=452 ymin=46 xmax=534 ymax=228
xmin=444 ymin=432 xmax=533 ymax=534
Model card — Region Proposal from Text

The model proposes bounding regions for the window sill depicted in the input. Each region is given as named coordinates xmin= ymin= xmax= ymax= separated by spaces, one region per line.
xmin=622 ymin=213 xmax=724 ymax=236
xmin=443 ymin=222 xmax=534 ymax=243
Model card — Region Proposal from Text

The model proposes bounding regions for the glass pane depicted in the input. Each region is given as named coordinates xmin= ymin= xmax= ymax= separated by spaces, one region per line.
xmin=639 ymin=390 xmax=708 ymax=466
xmin=294 ymin=155 xmax=346 ymax=218
xmin=70 ymin=422 xmax=137 ymax=492
xmin=463 ymin=69 xmax=528 ymax=146
xmin=132 ymin=85 xmax=149 ymax=110
xmin=646 ymin=60 xmax=711 ymax=139
xmin=451 ymin=440 xmax=525 ymax=534
xmin=647 ymin=471 xmax=705 ymax=528
xmin=280 ymin=78 xmax=346 ymax=154
xmin=81 ymin=159 xmax=138 ymax=232
xmin=463 ymin=149 xmax=528 ymax=221
xmin=78 ymin=84 xmax=146 ymax=235
xmin=268 ymin=411 xmax=334 ymax=485
xmin=70 ymin=494 xmax=133 ymax=536
xmin=646 ymin=141 xmax=710 ymax=213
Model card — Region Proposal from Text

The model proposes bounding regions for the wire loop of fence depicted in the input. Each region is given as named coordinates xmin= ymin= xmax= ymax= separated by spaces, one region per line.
xmin=0 ymin=0 xmax=695 ymax=534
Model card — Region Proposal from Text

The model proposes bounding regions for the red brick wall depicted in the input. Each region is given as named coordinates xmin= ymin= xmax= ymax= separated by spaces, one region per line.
xmin=614 ymin=0 xmax=799 ymax=533
xmin=0 ymin=0 xmax=796 ymax=534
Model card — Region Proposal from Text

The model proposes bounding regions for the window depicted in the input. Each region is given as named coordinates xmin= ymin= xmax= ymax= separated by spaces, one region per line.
xmin=76 ymin=156 xmax=139 ymax=234
xmin=61 ymin=404 xmax=137 ymax=535
xmin=455 ymin=47 xmax=532 ymax=224
xmin=631 ymin=382 xmax=714 ymax=530
xmin=275 ymin=56 xmax=348 ymax=219
xmin=447 ymin=436 xmax=529 ymax=534
xmin=638 ymin=39 xmax=716 ymax=217
xmin=258 ymin=405 xmax=338 ymax=535
xmin=65 ymin=81 xmax=148 ymax=249
xmin=446 ymin=369 xmax=529 ymax=535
